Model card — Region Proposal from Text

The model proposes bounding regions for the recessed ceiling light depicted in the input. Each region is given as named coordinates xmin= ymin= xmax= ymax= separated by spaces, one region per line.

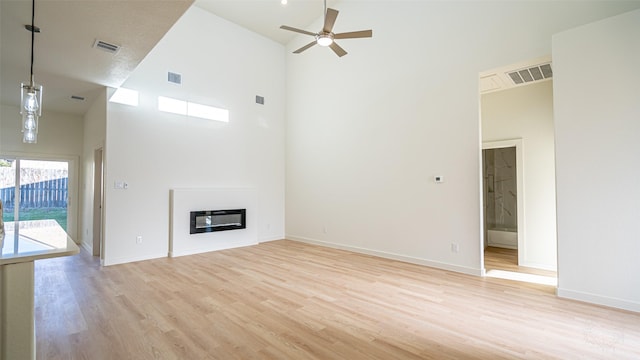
xmin=281 ymin=0 xmax=287 ymax=5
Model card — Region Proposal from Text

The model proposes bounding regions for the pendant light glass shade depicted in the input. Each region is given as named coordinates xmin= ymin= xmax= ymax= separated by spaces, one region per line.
xmin=20 ymin=83 xmax=42 ymax=143
xmin=21 ymin=83 xmax=42 ymax=116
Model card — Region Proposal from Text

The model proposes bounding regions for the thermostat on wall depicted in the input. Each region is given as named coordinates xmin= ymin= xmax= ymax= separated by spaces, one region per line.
xmin=434 ymin=176 xmax=444 ymax=183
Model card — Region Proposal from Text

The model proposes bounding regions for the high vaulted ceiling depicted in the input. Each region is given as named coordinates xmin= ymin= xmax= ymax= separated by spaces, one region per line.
xmin=0 ymin=0 xmax=334 ymax=116
xmin=195 ymin=0 xmax=338 ymax=44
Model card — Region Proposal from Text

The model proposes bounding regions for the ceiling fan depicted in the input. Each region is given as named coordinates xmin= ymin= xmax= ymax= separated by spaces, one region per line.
xmin=280 ymin=0 xmax=372 ymax=57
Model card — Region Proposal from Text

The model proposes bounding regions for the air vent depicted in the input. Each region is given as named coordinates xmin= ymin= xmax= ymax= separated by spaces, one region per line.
xmin=168 ymin=72 xmax=182 ymax=85
xmin=256 ymin=95 xmax=265 ymax=105
xmin=93 ymin=39 xmax=121 ymax=54
xmin=507 ymin=63 xmax=552 ymax=85
xmin=71 ymin=95 xmax=85 ymax=101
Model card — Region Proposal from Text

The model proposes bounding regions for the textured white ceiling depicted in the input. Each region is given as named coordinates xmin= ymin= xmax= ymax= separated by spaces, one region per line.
xmin=0 ymin=0 xmax=193 ymax=115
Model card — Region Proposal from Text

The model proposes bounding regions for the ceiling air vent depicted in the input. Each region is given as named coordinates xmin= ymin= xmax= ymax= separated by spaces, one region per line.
xmin=507 ymin=63 xmax=552 ymax=85
xmin=168 ymin=72 xmax=182 ymax=85
xmin=93 ymin=39 xmax=121 ymax=54
xmin=70 ymin=95 xmax=85 ymax=101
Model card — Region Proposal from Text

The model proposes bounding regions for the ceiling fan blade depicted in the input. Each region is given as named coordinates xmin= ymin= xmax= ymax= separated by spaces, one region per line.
xmin=280 ymin=25 xmax=316 ymax=37
xmin=329 ymin=42 xmax=347 ymax=57
xmin=293 ymin=41 xmax=317 ymax=54
xmin=334 ymin=30 xmax=373 ymax=39
xmin=323 ymin=8 xmax=339 ymax=33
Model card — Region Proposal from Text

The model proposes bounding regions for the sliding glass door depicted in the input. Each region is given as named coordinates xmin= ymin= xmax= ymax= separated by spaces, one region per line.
xmin=0 ymin=157 xmax=69 ymax=231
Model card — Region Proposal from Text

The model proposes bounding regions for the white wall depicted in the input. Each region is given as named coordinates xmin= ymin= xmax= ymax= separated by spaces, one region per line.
xmin=78 ymin=89 xmax=107 ymax=252
xmin=0 ymin=104 xmax=83 ymax=241
xmin=0 ymin=105 xmax=83 ymax=157
xmin=553 ymin=9 xmax=640 ymax=312
xmin=102 ymin=6 xmax=286 ymax=265
xmin=481 ymin=81 xmax=557 ymax=270
xmin=285 ymin=1 xmax=640 ymax=274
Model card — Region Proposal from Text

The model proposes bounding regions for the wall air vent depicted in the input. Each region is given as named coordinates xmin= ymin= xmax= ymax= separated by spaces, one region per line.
xmin=168 ymin=72 xmax=182 ymax=85
xmin=507 ymin=63 xmax=552 ymax=85
xmin=93 ymin=39 xmax=121 ymax=54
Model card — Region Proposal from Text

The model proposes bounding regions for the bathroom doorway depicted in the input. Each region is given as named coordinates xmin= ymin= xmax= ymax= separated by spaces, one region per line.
xmin=482 ymin=139 xmax=525 ymax=266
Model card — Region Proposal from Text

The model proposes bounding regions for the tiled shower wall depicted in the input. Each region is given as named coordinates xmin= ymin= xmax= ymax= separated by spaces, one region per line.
xmin=484 ymin=147 xmax=517 ymax=231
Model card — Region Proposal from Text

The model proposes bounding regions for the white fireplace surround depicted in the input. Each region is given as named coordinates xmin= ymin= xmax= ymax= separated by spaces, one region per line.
xmin=169 ymin=188 xmax=258 ymax=257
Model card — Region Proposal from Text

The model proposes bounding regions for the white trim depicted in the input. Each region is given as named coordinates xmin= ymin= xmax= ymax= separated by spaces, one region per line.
xmin=288 ymin=235 xmax=483 ymax=276
xmin=557 ymin=288 xmax=640 ymax=313
xmin=259 ymin=235 xmax=285 ymax=242
xmin=169 ymin=241 xmax=257 ymax=258
xmin=102 ymin=252 xmax=168 ymax=267
xmin=80 ymin=241 xmax=92 ymax=255
xmin=482 ymin=139 xmax=526 ymax=266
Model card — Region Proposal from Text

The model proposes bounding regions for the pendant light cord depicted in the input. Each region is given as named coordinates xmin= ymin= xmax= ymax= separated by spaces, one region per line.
xmin=30 ymin=0 xmax=35 ymax=84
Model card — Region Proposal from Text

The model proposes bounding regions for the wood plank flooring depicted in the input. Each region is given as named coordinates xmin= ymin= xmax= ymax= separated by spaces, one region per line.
xmin=484 ymin=246 xmax=557 ymax=277
xmin=35 ymin=240 xmax=640 ymax=359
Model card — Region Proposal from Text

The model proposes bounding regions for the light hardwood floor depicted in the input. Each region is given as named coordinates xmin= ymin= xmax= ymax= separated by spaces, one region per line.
xmin=35 ymin=240 xmax=639 ymax=359
xmin=484 ymin=246 xmax=557 ymax=277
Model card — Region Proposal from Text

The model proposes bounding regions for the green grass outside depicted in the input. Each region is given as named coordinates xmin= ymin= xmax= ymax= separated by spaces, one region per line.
xmin=2 ymin=208 xmax=67 ymax=231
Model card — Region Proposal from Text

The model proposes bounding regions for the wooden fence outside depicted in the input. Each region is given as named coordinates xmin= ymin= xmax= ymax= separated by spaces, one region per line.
xmin=0 ymin=177 xmax=68 ymax=209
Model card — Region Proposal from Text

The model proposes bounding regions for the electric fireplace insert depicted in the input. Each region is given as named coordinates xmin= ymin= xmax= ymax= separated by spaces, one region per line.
xmin=190 ymin=209 xmax=246 ymax=234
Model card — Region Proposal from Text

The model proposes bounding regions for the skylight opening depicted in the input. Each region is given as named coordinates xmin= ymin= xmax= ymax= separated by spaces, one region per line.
xmin=109 ymin=88 xmax=139 ymax=106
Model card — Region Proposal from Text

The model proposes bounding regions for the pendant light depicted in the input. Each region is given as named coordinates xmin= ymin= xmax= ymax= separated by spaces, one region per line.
xmin=20 ymin=0 xmax=42 ymax=144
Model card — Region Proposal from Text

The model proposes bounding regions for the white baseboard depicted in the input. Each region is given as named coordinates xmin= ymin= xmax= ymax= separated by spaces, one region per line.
xmin=520 ymin=260 xmax=557 ymax=272
xmin=103 ymin=252 xmax=167 ymax=266
xmin=557 ymin=287 xmax=640 ymax=313
xmin=259 ymin=235 xmax=285 ymax=243
xmin=80 ymin=241 xmax=92 ymax=254
xmin=169 ymin=240 xmax=257 ymax=258
xmin=287 ymin=235 xmax=483 ymax=276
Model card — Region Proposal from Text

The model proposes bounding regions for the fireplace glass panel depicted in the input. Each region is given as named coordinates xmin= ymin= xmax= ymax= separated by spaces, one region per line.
xmin=195 ymin=214 xmax=242 ymax=229
xmin=190 ymin=209 xmax=246 ymax=234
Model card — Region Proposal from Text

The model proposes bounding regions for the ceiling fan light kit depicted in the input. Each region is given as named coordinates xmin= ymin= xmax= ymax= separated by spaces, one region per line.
xmin=280 ymin=0 xmax=372 ymax=57
xmin=316 ymin=33 xmax=334 ymax=47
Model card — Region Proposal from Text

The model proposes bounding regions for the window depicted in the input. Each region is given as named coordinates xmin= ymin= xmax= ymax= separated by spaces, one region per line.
xmin=158 ymin=96 xmax=229 ymax=122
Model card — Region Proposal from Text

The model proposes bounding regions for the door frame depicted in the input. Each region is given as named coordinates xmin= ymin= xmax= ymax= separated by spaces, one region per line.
xmin=92 ymin=148 xmax=104 ymax=259
xmin=482 ymin=139 xmax=525 ymax=266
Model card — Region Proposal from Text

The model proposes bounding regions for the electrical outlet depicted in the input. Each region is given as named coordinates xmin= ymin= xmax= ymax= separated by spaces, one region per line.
xmin=322 ymin=226 xmax=327 ymax=234
xmin=136 ymin=236 xmax=143 ymax=244
xmin=451 ymin=243 xmax=459 ymax=253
